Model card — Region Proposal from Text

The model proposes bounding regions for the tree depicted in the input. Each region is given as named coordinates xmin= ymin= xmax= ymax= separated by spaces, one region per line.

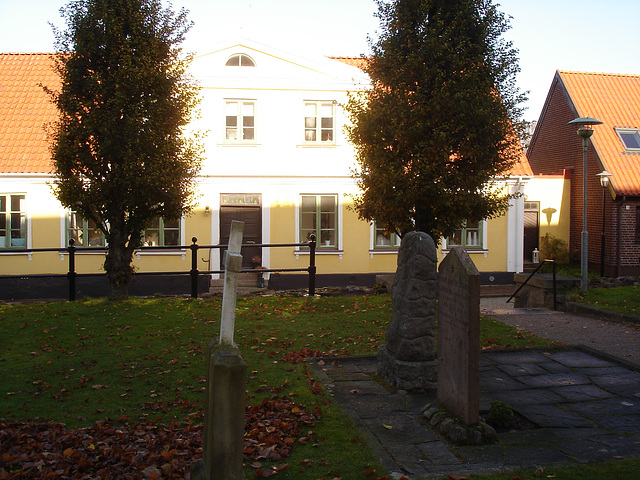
xmin=48 ymin=0 xmax=202 ymax=299
xmin=345 ymin=0 xmax=527 ymax=243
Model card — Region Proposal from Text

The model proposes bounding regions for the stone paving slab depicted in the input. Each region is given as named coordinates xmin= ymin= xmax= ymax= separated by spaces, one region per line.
xmin=310 ymin=346 xmax=640 ymax=479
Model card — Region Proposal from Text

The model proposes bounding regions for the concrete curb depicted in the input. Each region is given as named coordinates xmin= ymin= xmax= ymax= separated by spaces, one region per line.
xmin=561 ymin=301 xmax=640 ymax=326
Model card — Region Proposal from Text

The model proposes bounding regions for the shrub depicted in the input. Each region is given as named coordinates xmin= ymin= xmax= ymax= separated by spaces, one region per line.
xmin=539 ymin=233 xmax=570 ymax=265
xmin=486 ymin=401 xmax=514 ymax=428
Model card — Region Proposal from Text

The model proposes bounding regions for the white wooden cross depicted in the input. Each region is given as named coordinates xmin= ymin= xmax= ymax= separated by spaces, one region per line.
xmin=219 ymin=220 xmax=244 ymax=346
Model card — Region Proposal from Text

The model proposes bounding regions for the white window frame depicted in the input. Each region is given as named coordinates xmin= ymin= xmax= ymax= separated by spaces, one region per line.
xmin=65 ymin=211 xmax=106 ymax=247
xmin=615 ymin=128 xmax=640 ymax=151
xmin=0 ymin=193 xmax=27 ymax=249
xmin=442 ymin=219 xmax=488 ymax=254
xmin=225 ymin=53 xmax=256 ymax=67
xmin=224 ymin=99 xmax=256 ymax=144
xmin=303 ymin=101 xmax=336 ymax=145
xmin=295 ymin=193 xmax=343 ymax=258
xmin=370 ymin=223 xmax=401 ymax=254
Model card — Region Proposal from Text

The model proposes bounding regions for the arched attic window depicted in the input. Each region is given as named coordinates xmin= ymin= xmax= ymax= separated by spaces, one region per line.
xmin=225 ymin=53 xmax=256 ymax=67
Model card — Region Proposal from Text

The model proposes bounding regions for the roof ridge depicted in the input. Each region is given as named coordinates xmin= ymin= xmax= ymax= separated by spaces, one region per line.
xmin=558 ymin=70 xmax=640 ymax=79
xmin=0 ymin=52 xmax=56 ymax=56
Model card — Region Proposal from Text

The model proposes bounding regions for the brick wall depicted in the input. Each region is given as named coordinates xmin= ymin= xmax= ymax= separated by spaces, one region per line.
xmin=608 ymin=200 xmax=640 ymax=276
xmin=527 ymin=75 xmax=638 ymax=275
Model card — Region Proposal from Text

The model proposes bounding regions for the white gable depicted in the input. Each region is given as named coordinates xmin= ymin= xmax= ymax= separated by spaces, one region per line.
xmin=189 ymin=38 xmax=369 ymax=91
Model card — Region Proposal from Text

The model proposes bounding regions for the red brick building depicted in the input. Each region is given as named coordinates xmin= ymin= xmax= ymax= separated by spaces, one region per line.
xmin=528 ymin=71 xmax=640 ymax=276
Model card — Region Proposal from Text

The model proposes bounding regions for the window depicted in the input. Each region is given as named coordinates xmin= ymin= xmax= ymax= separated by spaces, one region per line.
xmin=304 ymin=101 xmax=335 ymax=143
xmin=67 ymin=212 xmax=105 ymax=246
xmin=374 ymin=224 xmax=400 ymax=249
xmin=615 ymin=128 xmax=640 ymax=151
xmin=300 ymin=195 xmax=337 ymax=248
xmin=225 ymin=54 xmax=255 ymax=67
xmin=225 ymin=100 xmax=255 ymax=142
xmin=0 ymin=194 xmax=26 ymax=248
xmin=447 ymin=220 xmax=483 ymax=249
xmin=144 ymin=218 xmax=180 ymax=247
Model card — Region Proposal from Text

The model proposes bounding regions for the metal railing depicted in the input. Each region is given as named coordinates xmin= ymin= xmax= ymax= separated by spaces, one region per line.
xmin=0 ymin=235 xmax=317 ymax=301
xmin=507 ymin=259 xmax=557 ymax=310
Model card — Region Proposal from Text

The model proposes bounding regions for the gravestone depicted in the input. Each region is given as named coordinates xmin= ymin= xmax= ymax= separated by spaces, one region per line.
xmin=437 ymin=247 xmax=480 ymax=425
xmin=377 ymin=231 xmax=438 ymax=393
xmin=192 ymin=221 xmax=247 ymax=480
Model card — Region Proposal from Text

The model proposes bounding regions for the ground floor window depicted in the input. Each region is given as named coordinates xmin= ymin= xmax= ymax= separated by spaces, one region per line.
xmin=300 ymin=194 xmax=337 ymax=248
xmin=0 ymin=194 xmax=26 ymax=248
xmin=447 ymin=219 xmax=483 ymax=249
xmin=67 ymin=211 xmax=105 ymax=247
xmin=143 ymin=218 xmax=181 ymax=247
xmin=374 ymin=224 xmax=400 ymax=249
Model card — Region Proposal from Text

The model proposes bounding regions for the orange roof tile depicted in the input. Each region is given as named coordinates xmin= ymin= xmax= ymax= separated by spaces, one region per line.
xmin=559 ymin=71 xmax=640 ymax=196
xmin=0 ymin=53 xmax=59 ymax=174
xmin=329 ymin=56 xmax=369 ymax=69
xmin=509 ymin=147 xmax=533 ymax=176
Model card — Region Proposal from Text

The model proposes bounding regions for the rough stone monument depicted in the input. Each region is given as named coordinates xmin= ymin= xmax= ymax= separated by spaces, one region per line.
xmin=437 ymin=247 xmax=480 ymax=425
xmin=192 ymin=221 xmax=247 ymax=480
xmin=377 ymin=231 xmax=438 ymax=393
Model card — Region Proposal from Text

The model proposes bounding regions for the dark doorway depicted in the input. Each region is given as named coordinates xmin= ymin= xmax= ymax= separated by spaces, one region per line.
xmin=523 ymin=201 xmax=540 ymax=263
xmin=219 ymin=194 xmax=262 ymax=269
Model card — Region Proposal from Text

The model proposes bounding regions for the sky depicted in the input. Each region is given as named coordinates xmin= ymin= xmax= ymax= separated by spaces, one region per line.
xmin=1 ymin=0 xmax=639 ymax=122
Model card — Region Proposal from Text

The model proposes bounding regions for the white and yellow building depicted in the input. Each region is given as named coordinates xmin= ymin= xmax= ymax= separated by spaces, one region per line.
xmin=0 ymin=41 xmax=568 ymax=299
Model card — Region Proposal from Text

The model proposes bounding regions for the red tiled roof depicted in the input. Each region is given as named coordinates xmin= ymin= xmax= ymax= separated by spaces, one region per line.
xmin=329 ymin=56 xmax=369 ymax=69
xmin=0 ymin=53 xmax=59 ymax=174
xmin=559 ymin=71 xmax=640 ymax=196
xmin=2 ymin=52 xmax=532 ymax=179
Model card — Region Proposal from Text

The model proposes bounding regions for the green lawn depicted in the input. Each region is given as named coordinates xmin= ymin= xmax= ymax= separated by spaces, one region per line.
xmin=1 ymin=294 xmax=637 ymax=479
xmin=570 ymin=284 xmax=640 ymax=317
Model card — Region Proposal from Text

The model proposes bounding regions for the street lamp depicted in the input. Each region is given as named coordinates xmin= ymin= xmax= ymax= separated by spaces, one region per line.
xmin=568 ymin=116 xmax=603 ymax=293
xmin=596 ymin=170 xmax=613 ymax=277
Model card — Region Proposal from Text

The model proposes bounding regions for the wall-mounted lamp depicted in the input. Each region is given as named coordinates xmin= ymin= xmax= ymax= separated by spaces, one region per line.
xmin=204 ymin=205 xmax=210 ymax=215
xmin=597 ymin=170 xmax=613 ymax=277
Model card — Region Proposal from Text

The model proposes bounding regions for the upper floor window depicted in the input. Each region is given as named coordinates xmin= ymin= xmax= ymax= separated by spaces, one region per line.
xmin=67 ymin=211 xmax=105 ymax=247
xmin=225 ymin=100 xmax=255 ymax=143
xmin=615 ymin=128 xmax=640 ymax=151
xmin=304 ymin=101 xmax=335 ymax=143
xmin=225 ymin=54 xmax=255 ymax=67
xmin=300 ymin=194 xmax=338 ymax=248
xmin=447 ymin=219 xmax=483 ymax=249
xmin=0 ymin=194 xmax=26 ymax=248
xmin=374 ymin=224 xmax=400 ymax=249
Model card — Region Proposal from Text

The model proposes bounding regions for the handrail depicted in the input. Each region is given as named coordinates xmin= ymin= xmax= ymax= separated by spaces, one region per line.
xmin=0 ymin=235 xmax=317 ymax=300
xmin=507 ymin=259 xmax=557 ymax=310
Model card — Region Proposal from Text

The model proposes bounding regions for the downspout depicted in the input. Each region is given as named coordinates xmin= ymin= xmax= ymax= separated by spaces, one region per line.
xmin=616 ymin=195 xmax=625 ymax=277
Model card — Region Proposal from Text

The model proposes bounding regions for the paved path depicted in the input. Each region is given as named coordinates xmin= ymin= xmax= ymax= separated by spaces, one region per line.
xmin=481 ymin=297 xmax=640 ymax=364
xmin=310 ymin=300 xmax=640 ymax=479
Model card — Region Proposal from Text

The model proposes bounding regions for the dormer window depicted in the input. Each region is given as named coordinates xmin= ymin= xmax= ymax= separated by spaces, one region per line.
xmin=615 ymin=128 xmax=640 ymax=151
xmin=225 ymin=54 xmax=255 ymax=67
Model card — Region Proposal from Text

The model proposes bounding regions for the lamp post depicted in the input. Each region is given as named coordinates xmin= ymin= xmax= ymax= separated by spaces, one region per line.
xmin=568 ymin=116 xmax=603 ymax=293
xmin=596 ymin=170 xmax=613 ymax=277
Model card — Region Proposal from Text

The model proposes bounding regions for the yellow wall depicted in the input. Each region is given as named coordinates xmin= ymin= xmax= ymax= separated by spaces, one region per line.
xmin=527 ymin=176 xmax=571 ymax=244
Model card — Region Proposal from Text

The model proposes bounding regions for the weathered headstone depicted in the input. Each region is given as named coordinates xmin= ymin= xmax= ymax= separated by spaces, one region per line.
xmin=192 ymin=221 xmax=247 ymax=480
xmin=437 ymin=247 xmax=480 ymax=425
xmin=377 ymin=231 xmax=438 ymax=393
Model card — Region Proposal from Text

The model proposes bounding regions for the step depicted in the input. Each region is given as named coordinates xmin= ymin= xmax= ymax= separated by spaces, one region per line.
xmin=208 ymin=272 xmax=267 ymax=295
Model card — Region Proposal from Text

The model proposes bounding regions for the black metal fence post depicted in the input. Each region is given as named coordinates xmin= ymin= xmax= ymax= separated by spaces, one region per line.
xmin=308 ymin=234 xmax=316 ymax=297
xmin=190 ymin=237 xmax=199 ymax=299
xmin=67 ymin=239 xmax=76 ymax=301
xmin=552 ymin=260 xmax=557 ymax=310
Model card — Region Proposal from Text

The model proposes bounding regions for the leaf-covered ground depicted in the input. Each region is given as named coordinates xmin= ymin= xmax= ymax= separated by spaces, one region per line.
xmin=0 ymin=294 xmax=549 ymax=479
xmin=1 ymin=395 xmax=319 ymax=479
